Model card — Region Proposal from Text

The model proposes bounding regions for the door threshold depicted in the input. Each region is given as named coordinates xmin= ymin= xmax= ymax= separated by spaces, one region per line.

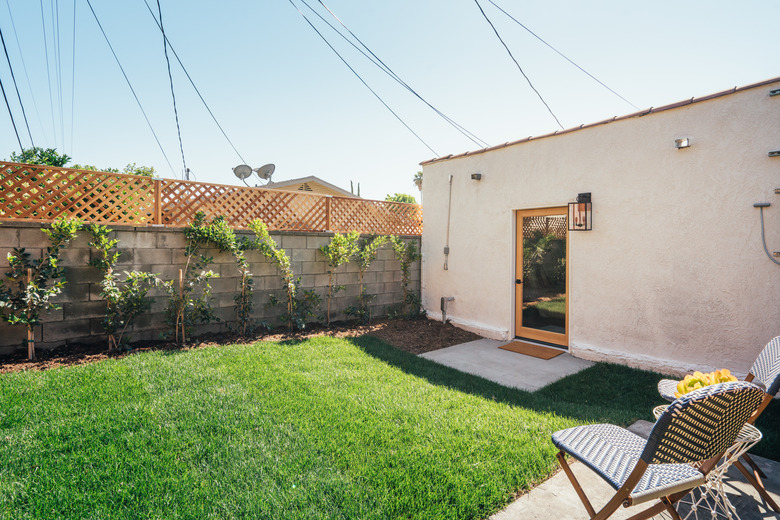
xmin=514 ymin=337 xmax=568 ymax=351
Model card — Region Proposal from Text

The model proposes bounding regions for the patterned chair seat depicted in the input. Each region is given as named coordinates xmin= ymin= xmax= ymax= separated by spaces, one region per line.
xmin=553 ymin=424 xmax=705 ymax=505
xmin=657 ymin=378 xmax=679 ymax=402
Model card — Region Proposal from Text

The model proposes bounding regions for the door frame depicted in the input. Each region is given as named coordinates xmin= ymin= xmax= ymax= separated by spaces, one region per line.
xmin=514 ymin=207 xmax=569 ymax=347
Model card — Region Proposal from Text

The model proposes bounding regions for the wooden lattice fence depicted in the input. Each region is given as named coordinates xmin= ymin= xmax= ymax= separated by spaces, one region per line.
xmin=522 ymin=215 xmax=567 ymax=239
xmin=0 ymin=161 xmax=422 ymax=235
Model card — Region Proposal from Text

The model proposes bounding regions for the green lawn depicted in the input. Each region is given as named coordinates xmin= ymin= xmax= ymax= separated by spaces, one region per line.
xmin=0 ymin=336 xmax=776 ymax=519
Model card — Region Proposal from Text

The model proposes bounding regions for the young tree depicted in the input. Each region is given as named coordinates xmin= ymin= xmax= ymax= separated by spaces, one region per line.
xmin=87 ymin=224 xmax=159 ymax=351
xmin=318 ymin=231 xmax=359 ymax=326
xmin=347 ymin=235 xmax=388 ymax=324
xmin=0 ymin=217 xmax=82 ymax=359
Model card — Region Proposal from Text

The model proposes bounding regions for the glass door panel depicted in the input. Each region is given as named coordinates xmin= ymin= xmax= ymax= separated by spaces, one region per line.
xmin=515 ymin=208 xmax=568 ymax=346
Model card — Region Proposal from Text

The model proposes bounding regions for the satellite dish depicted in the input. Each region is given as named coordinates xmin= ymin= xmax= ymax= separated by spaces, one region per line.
xmin=254 ymin=163 xmax=275 ymax=181
xmin=232 ymin=164 xmax=252 ymax=180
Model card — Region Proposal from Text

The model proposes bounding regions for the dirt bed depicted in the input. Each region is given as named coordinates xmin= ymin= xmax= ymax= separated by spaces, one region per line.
xmin=0 ymin=318 xmax=482 ymax=374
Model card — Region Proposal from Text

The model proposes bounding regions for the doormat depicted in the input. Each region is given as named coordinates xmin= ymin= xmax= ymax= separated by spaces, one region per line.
xmin=498 ymin=341 xmax=564 ymax=360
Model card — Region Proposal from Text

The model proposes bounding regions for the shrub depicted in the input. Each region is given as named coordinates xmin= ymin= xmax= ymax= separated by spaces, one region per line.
xmin=0 ymin=217 xmax=82 ymax=359
xmin=86 ymin=224 xmax=159 ymax=351
xmin=318 ymin=231 xmax=359 ymax=326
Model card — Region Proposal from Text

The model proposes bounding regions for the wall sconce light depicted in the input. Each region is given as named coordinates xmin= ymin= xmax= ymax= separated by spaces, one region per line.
xmin=674 ymin=138 xmax=691 ymax=149
xmin=470 ymin=172 xmax=482 ymax=181
xmin=568 ymin=192 xmax=592 ymax=231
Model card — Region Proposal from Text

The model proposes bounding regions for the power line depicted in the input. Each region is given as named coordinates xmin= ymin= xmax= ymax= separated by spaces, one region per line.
xmin=40 ymin=0 xmax=57 ymax=147
xmin=141 ymin=0 xmax=248 ymax=166
xmin=0 ymin=71 xmax=23 ymax=152
xmin=70 ymin=0 xmax=76 ymax=151
xmin=0 ymin=22 xmax=34 ymax=147
xmin=54 ymin=0 xmax=65 ymax=148
xmin=155 ymin=0 xmax=188 ymax=179
xmin=309 ymin=0 xmax=489 ymax=149
xmin=472 ymin=0 xmax=563 ymax=130
xmin=5 ymin=0 xmax=49 ymax=144
xmin=84 ymin=0 xmax=176 ymax=176
xmin=288 ymin=0 xmax=438 ymax=156
xmin=487 ymin=0 xmax=638 ymax=110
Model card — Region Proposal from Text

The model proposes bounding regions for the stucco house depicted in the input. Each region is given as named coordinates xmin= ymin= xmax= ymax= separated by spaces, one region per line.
xmin=266 ymin=176 xmax=358 ymax=198
xmin=420 ymin=77 xmax=780 ymax=376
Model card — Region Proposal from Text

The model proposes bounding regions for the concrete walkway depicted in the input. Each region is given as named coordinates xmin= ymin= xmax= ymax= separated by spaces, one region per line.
xmin=420 ymin=338 xmax=594 ymax=391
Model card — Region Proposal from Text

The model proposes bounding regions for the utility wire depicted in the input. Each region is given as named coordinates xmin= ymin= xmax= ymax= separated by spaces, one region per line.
xmin=141 ymin=0 xmax=248 ymax=166
xmin=473 ymin=0 xmax=563 ymax=130
xmin=0 ymin=23 xmax=34 ymax=147
xmin=5 ymin=0 xmax=49 ymax=144
xmin=309 ymin=0 xmax=489 ymax=148
xmin=84 ymin=0 xmax=176 ymax=176
xmin=288 ymin=0 xmax=438 ymax=156
xmin=70 ymin=0 xmax=76 ymax=151
xmin=0 ymin=72 xmax=23 ymax=152
xmin=487 ymin=0 xmax=638 ymax=110
xmin=155 ymin=0 xmax=188 ymax=179
xmin=40 ymin=0 xmax=57 ymax=147
xmin=54 ymin=0 xmax=65 ymax=149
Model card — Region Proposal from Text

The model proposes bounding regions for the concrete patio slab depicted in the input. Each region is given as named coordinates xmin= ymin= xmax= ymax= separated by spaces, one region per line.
xmin=420 ymin=339 xmax=594 ymax=391
xmin=492 ymin=422 xmax=780 ymax=520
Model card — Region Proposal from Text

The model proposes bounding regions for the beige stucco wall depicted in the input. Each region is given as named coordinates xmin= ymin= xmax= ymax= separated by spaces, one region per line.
xmin=421 ymin=80 xmax=780 ymax=376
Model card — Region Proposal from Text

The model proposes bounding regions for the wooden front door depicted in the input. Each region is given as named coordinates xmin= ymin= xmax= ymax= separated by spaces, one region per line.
xmin=515 ymin=208 xmax=569 ymax=346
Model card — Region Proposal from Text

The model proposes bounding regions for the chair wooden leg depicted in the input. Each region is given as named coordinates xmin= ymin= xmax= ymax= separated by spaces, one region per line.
xmin=556 ymin=451 xmax=597 ymax=517
xmin=621 ymin=497 xmax=682 ymax=520
xmin=660 ymin=496 xmax=683 ymax=520
xmin=734 ymin=459 xmax=780 ymax=512
xmin=592 ymin=489 xmax=631 ymax=520
xmin=742 ymin=452 xmax=768 ymax=479
xmin=623 ymin=501 xmax=666 ymax=520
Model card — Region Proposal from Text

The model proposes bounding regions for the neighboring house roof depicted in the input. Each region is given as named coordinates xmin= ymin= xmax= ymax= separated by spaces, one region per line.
xmin=265 ymin=176 xmax=358 ymax=198
xmin=420 ymin=76 xmax=780 ymax=166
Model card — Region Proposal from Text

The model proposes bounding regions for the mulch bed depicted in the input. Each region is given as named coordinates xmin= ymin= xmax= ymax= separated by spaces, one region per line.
xmin=0 ymin=318 xmax=482 ymax=374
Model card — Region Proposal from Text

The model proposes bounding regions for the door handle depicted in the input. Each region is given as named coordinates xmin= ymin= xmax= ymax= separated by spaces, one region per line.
xmin=515 ymin=279 xmax=522 ymax=284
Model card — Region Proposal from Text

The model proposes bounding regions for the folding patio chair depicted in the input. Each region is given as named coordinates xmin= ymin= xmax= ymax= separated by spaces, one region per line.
xmin=657 ymin=335 xmax=780 ymax=512
xmin=551 ymin=381 xmax=765 ymax=520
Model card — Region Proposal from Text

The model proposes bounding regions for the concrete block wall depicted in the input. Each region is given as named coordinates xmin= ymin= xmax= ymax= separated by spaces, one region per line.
xmin=0 ymin=222 xmax=421 ymax=354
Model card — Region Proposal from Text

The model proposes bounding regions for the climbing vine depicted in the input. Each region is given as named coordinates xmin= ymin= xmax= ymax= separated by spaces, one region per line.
xmin=162 ymin=212 xmax=224 ymax=345
xmin=346 ymin=235 xmax=388 ymax=324
xmin=389 ymin=236 xmax=422 ymax=318
xmin=249 ymin=220 xmax=320 ymax=331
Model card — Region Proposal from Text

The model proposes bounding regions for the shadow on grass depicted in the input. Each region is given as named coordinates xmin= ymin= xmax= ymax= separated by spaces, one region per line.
xmin=349 ymin=335 xmax=780 ymax=462
xmin=347 ymin=335 xmax=661 ymax=426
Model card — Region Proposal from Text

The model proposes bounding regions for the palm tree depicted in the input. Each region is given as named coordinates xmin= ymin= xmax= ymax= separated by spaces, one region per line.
xmin=413 ymin=171 xmax=423 ymax=203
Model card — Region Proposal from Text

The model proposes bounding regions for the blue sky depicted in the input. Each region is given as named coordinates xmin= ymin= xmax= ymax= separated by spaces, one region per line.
xmin=1 ymin=0 xmax=778 ymax=201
